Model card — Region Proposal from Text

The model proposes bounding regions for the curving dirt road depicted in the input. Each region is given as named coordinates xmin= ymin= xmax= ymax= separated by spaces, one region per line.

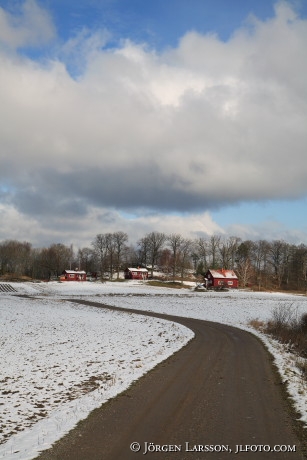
xmin=36 ymin=300 xmax=306 ymax=459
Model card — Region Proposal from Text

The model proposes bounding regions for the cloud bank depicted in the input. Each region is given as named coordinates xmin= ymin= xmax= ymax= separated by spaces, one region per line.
xmin=0 ymin=1 xmax=306 ymax=246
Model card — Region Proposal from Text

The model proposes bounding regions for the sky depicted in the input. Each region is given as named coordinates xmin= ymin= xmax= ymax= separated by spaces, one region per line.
xmin=0 ymin=0 xmax=307 ymax=248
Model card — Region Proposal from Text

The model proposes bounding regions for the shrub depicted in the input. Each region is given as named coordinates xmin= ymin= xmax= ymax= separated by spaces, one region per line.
xmin=296 ymin=358 xmax=307 ymax=379
xmin=264 ymin=303 xmax=307 ymax=358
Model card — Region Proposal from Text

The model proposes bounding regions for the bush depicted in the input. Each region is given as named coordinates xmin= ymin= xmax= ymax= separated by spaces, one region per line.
xmin=264 ymin=303 xmax=307 ymax=358
xmin=296 ymin=358 xmax=307 ymax=379
xmin=300 ymin=313 xmax=307 ymax=333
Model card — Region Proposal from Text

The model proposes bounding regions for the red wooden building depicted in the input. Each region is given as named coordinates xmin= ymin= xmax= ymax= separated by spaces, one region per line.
xmin=204 ymin=269 xmax=238 ymax=289
xmin=60 ymin=270 xmax=87 ymax=281
xmin=124 ymin=267 xmax=148 ymax=280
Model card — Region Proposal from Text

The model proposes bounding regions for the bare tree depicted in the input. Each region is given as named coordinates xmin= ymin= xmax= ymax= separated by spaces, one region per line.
xmin=92 ymin=234 xmax=109 ymax=280
xmin=105 ymin=233 xmax=116 ymax=279
xmin=268 ymin=240 xmax=291 ymax=289
xmin=159 ymin=248 xmax=172 ymax=279
xmin=0 ymin=240 xmax=32 ymax=276
xmin=141 ymin=232 xmax=166 ymax=277
xmin=91 ymin=232 xmax=129 ymax=280
xmin=167 ymin=233 xmax=184 ymax=281
xmin=235 ymin=240 xmax=255 ymax=287
xmin=137 ymin=235 xmax=151 ymax=268
xmin=195 ymin=237 xmax=209 ymax=273
xmin=208 ymin=235 xmax=221 ymax=268
xmin=219 ymin=237 xmax=232 ymax=269
xmin=289 ymin=244 xmax=307 ymax=291
xmin=123 ymin=245 xmax=139 ymax=268
xmin=39 ymin=243 xmax=72 ymax=279
xmin=218 ymin=236 xmax=241 ymax=269
xmin=77 ymin=247 xmax=96 ymax=274
xmin=228 ymin=236 xmax=241 ymax=268
xmin=178 ymin=238 xmax=193 ymax=282
xmin=113 ymin=231 xmax=128 ymax=279
xmin=251 ymin=240 xmax=270 ymax=290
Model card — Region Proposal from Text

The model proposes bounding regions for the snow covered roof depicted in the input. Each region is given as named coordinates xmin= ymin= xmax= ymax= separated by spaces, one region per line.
xmin=207 ymin=269 xmax=238 ymax=279
xmin=63 ymin=270 xmax=86 ymax=275
xmin=126 ymin=267 xmax=148 ymax=273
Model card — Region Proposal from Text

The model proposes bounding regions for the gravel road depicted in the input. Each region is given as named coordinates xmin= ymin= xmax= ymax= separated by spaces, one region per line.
xmin=35 ymin=300 xmax=306 ymax=459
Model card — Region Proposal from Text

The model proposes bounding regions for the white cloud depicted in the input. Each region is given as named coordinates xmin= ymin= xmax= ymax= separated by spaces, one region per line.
xmin=0 ymin=1 xmax=307 ymax=245
xmin=0 ymin=0 xmax=55 ymax=49
xmin=0 ymin=202 xmax=223 ymax=247
xmin=225 ymin=220 xmax=307 ymax=245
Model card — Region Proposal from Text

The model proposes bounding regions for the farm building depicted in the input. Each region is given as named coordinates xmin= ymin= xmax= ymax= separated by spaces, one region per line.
xmin=124 ymin=267 xmax=148 ymax=280
xmin=60 ymin=270 xmax=87 ymax=281
xmin=204 ymin=269 xmax=238 ymax=289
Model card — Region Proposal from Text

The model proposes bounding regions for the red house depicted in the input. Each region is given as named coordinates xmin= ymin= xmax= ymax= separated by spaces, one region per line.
xmin=124 ymin=267 xmax=148 ymax=280
xmin=204 ymin=269 xmax=238 ymax=289
xmin=60 ymin=270 xmax=87 ymax=281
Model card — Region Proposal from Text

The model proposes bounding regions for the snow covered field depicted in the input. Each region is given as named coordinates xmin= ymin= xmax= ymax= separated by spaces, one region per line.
xmin=1 ymin=280 xmax=307 ymax=459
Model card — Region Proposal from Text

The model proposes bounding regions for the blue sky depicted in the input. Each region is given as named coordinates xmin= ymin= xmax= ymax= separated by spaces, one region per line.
xmin=48 ymin=0 xmax=278 ymax=47
xmin=1 ymin=1 xmax=282 ymax=44
xmin=0 ymin=0 xmax=306 ymax=247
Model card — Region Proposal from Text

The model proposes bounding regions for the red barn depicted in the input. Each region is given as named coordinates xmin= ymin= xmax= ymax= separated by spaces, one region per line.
xmin=204 ymin=269 xmax=238 ymax=289
xmin=60 ymin=270 xmax=87 ymax=281
xmin=124 ymin=267 xmax=148 ymax=280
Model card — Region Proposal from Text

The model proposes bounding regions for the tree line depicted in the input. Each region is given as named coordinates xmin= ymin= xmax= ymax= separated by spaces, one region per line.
xmin=0 ymin=232 xmax=307 ymax=291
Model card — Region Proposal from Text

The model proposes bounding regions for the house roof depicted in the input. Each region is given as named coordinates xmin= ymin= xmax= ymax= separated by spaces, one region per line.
xmin=63 ymin=270 xmax=86 ymax=275
xmin=126 ymin=267 xmax=148 ymax=273
xmin=207 ymin=269 xmax=238 ymax=279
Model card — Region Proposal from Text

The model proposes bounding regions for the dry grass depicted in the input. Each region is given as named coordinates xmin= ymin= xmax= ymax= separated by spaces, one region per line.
xmin=296 ymin=358 xmax=307 ymax=380
xmin=251 ymin=304 xmax=307 ymax=384
xmin=147 ymin=280 xmax=190 ymax=289
xmin=264 ymin=305 xmax=307 ymax=358
xmin=248 ymin=319 xmax=265 ymax=331
xmin=0 ymin=273 xmax=33 ymax=282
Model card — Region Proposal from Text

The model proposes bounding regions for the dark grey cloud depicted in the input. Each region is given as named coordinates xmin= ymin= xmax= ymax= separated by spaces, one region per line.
xmin=7 ymin=166 xmax=243 ymax=219
xmin=13 ymin=189 xmax=88 ymax=218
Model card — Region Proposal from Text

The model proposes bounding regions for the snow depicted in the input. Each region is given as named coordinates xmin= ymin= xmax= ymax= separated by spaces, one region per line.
xmin=1 ymin=280 xmax=307 ymax=459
